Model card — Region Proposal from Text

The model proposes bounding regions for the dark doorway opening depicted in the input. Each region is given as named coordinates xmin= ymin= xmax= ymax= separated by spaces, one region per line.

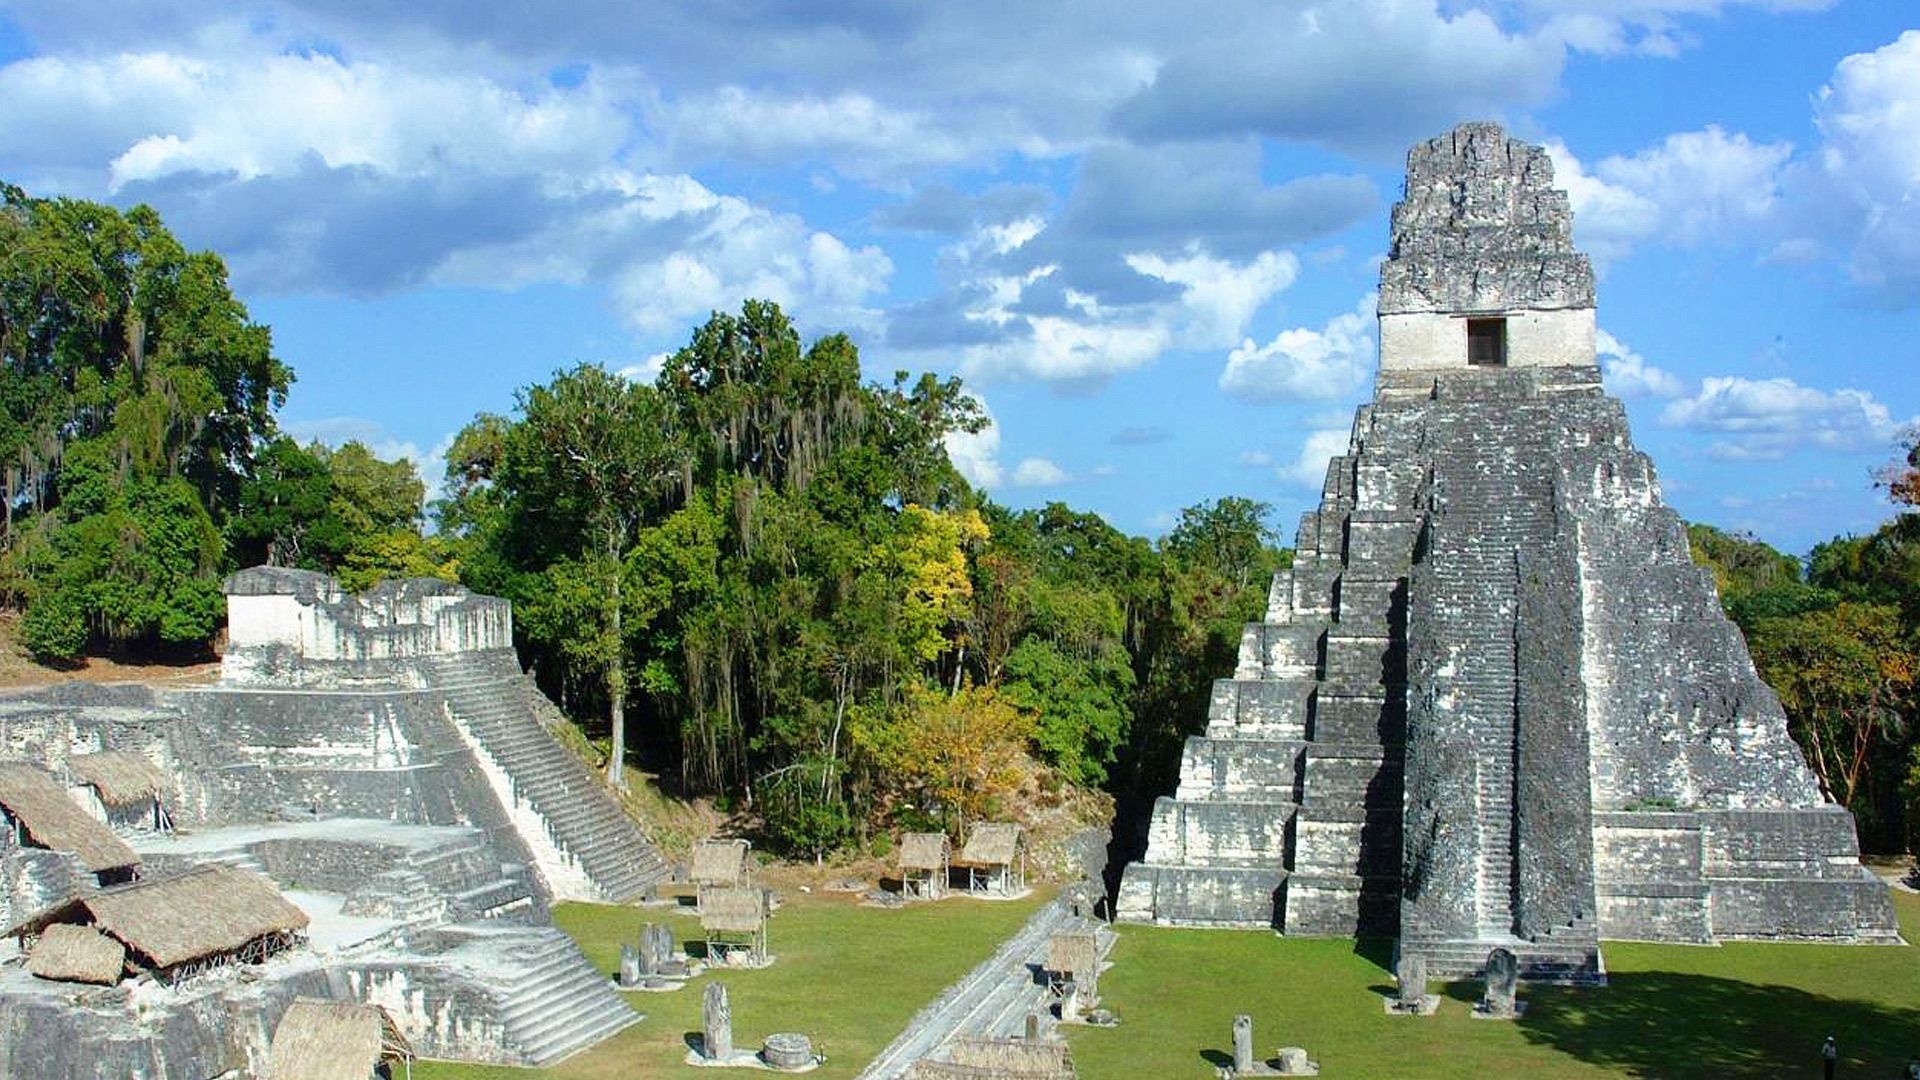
xmin=1467 ymin=317 xmax=1507 ymax=367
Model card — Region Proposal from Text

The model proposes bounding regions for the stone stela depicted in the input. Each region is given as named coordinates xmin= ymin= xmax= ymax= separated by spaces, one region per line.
xmin=1472 ymin=947 xmax=1525 ymax=1020
xmin=1219 ymin=1014 xmax=1317 ymax=1078
xmin=1117 ymin=122 xmax=1898 ymax=984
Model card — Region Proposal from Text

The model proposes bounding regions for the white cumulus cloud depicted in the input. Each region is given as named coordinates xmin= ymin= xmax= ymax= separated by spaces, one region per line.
xmin=1280 ymin=428 xmax=1351 ymax=489
xmin=1126 ymin=249 xmax=1300 ymax=348
xmin=1659 ymin=375 xmax=1913 ymax=460
xmin=1597 ymin=330 xmax=1685 ymax=399
xmin=1547 ymin=127 xmax=1792 ymax=264
xmin=1011 ymin=457 xmax=1072 ymax=487
xmin=943 ymin=394 xmax=1004 ymax=489
xmin=1810 ymin=30 xmax=1920 ymax=302
xmin=1219 ymin=294 xmax=1377 ymax=403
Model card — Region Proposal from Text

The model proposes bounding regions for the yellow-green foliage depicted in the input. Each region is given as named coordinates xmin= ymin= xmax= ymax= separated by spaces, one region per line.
xmin=883 ymin=504 xmax=989 ymax=663
xmin=852 ymin=681 xmax=1035 ymax=832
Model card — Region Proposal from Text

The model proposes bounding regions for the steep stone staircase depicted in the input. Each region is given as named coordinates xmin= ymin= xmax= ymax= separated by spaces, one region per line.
xmin=425 ymin=652 xmax=669 ymax=903
xmin=465 ymin=924 xmax=640 ymax=1066
xmin=1402 ymin=384 xmax=1601 ymax=981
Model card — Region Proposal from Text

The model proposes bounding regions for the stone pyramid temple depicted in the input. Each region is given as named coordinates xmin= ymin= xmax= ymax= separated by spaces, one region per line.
xmin=1116 ymin=122 xmax=1899 ymax=980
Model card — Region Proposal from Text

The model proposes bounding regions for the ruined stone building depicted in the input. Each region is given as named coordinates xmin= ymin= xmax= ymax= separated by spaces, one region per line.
xmin=1117 ymin=123 xmax=1898 ymax=979
xmin=0 ymin=568 xmax=671 ymax=1077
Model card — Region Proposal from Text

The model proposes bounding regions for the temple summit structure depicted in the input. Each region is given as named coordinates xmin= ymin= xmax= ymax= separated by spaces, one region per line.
xmin=1116 ymin=122 xmax=1899 ymax=980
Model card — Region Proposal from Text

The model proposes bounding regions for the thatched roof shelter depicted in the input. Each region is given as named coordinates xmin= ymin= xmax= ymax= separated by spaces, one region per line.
xmin=1046 ymin=927 xmax=1099 ymax=979
xmin=268 ymin=998 xmax=414 ymax=1080
xmin=699 ymin=886 xmax=769 ymax=934
xmin=900 ymin=833 xmax=951 ymax=871
xmin=11 ymin=864 xmax=308 ymax=973
xmin=909 ymin=1036 xmax=1075 ymax=1079
xmin=0 ymin=764 xmax=140 ymax=873
xmin=68 ymin=751 xmax=166 ymax=808
xmin=956 ymin=823 xmax=1022 ymax=867
xmin=690 ymin=839 xmax=750 ymax=886
xmin=29 ymin=923 xmax=125 ymax=985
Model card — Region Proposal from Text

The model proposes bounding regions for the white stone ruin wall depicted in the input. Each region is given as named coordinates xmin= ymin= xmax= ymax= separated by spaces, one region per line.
xmin=223 ymin=571 xmax=515 ymax=685
xmin=1379 ymin=308 xmax=1595 ymax=372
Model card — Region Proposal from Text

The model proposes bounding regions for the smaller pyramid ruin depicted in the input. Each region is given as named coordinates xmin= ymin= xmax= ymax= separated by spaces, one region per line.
xmin=0 ymin=569 xmax=671 ymax=1075
xmin=1117 ymin=122 xmax=1898 ymax=979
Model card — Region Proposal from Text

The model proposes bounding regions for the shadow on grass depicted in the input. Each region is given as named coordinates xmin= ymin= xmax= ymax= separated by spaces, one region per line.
xmin=1352 ymin=935 xmax=1394 ymax=974
xmin=1516 ymin=971 xmax=1920 ymax=1079
xmin=1199 ymin=1048 xmax=1233 ymax=1070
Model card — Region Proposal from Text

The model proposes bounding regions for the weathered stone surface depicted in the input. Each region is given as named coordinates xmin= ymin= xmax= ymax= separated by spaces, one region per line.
xmin=762 ymin=1032 xmax=814 ymax=1069
xmin=1479 ymin=948 xmax=1518 ymax=1018
xmin=1379 ymin=122 xmax=1592 ymax=315
xmin=1275 ymin=1046 xmax=1314 ymax=1075
xmin=1118 ymin=122 xmax=1896 ymax=974
xmin=1232 ymin=1014 xmax=1255 ymax=1073
xmin=0 ymin=570 xmax=662 ymax=1074
xmin=703 ymin=982 xmax=733 ymax=1061
xmin=1394 ymin=953 xmax=1426 ymax=1010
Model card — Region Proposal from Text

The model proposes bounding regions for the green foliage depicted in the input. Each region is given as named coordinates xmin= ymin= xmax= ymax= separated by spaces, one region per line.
xmin=1004 ymin=635 xmax=1132 ymax=786
xmin=1691 ymin=514 xmax=1920 ymax=852
xmin=21 ymin=439 xmax=226 ymax=659
xmin=1688 ymin=523 xmax=1802 ymax=598
xmin=0 ymin=183 xmax=365 ymax=659
xmin=444 ymin=300 xmax=1296 ymax=857
xmin=1749 ymin=602 xmax=1914 ymax=830
xmin=851 ymin=683 xmax=1035 ymax=834
xmin=19 ymin=584 xmax=85 ymax=661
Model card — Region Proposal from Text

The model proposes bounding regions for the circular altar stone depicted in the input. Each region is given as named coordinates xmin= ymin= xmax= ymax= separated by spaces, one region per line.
xmin=763 ymin=1032 xmax=814 ymax=1069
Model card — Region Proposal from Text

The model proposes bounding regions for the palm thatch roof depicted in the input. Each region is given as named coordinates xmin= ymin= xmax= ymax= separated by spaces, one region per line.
xmin=29 ymin=923 xmax=125 ymax=985
xmin=0 ymin=764 xmax=140 ymax=873
xmin=13 ymin=864 xmax=308 ymax=970
xmin=690 ymin=838 xmax=750 ymax=885
xmin=1046 ymin=928 xmax=1099 ymax=978
xmin=268 ymin=998 xmax=413 ymax=1080
xmin=699 ymin=885 xmax=768 ymax=934
xmin=68 ymin=751 xmax=166 ymax=807
xmin=909 ymin=1036 xmax=1074 ymax=1078
xmin=900 ymin=832 xmax=951 ymax=871
xmin=957 ymin=823 xmax=1022 ymax=867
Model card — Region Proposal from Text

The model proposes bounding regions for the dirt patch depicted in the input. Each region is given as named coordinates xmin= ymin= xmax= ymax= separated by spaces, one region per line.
xmin=0 ymin=612 xmax=221 ymax=690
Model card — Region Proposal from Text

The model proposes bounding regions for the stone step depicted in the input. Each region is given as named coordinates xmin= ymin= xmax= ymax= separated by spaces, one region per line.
xmin=426 ymin=660 xmax=671 ymax=903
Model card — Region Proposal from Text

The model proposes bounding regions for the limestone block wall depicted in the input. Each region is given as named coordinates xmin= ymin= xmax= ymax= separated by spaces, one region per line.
xmin=0 ymin=843 xmax=87 ymax=937
xmin=1592 ymin=813 xmax=1712 ymax=941
xmin=223 ymin=568 xmax=513 ymax=686
xmin=0 ymin=965 xmax=335 ymax=1080
xmin=1379 ymin=308 xmax=1596 ymax=372
xmin=342 ymin=960 xmax=517 ymax=1063
xmin=172 ymin=688 xmax=467 ymax=826
xmin=1561 ymin=427 xmax=1824 ymax=812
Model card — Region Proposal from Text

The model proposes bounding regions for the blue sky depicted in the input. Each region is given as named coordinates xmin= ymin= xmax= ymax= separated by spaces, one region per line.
xmin=0 ymin=2 xmax=1915 ymax=554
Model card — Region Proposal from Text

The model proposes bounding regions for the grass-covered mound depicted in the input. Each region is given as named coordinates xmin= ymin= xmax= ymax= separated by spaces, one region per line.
xmin=413 ymin=888 xmax=1046 ymax=1079
xmin=1067 ymin=889 xmax=1920 ymax=1079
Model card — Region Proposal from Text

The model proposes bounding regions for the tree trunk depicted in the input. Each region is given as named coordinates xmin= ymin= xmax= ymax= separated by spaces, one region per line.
xmin=606 ymin=535 xmax=629 ymax=792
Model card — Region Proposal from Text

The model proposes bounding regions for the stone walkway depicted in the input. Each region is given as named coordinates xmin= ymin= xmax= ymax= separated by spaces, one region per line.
xmin=854 ymin=898 xmax=1073 ymax=1080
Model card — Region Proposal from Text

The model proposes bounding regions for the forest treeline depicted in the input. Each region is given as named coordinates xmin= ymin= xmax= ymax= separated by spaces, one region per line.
xmin=3 ymin=185 xmax=1916 ymax=856
xmin=430 ymin=299 xmax=1288 ymax=856
xmin=0 ymin=184 xmax=446 ymax=661
xmin=1687 ymin=460 xmax=1920 ymax=853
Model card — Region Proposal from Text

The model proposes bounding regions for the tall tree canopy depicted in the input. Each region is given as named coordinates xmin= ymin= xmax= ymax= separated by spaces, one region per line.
xmin=439 ymin=300 xmax=1287 ymax=858
xmin=0 ymin=182 xmax=439 ymax=660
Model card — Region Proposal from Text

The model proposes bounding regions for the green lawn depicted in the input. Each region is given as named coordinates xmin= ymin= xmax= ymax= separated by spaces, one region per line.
xmin=412 ymin=889 xmax=1046 ymax=1079
xmin=1066 ymin=890 xmax=1920 ymax=1079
